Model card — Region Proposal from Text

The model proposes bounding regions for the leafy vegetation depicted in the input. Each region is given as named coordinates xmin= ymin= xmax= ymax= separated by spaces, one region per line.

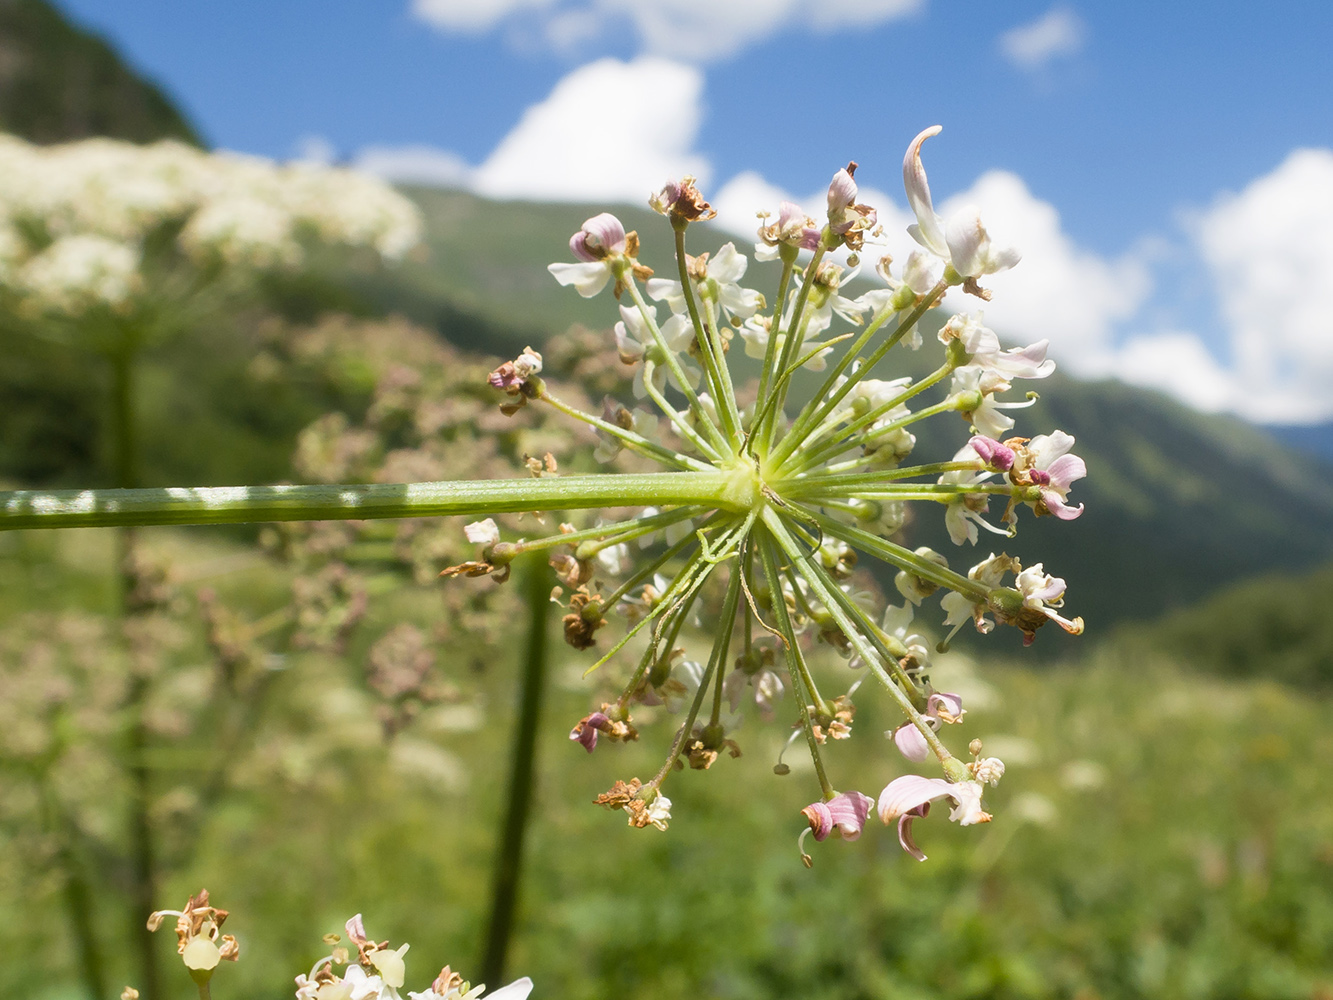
xmin=1114 ymin=559 xmax=1333 ymax=687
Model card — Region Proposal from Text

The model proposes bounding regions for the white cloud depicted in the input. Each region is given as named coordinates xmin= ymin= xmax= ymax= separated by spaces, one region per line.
xmin=998 ymin=6 xmax=1086 ymax=70
xmin=351 ymin=43 xmax=1333 ymax=428
xmin=1108 ymin=331 xmax=1241 ymax=413
xmin=937 ymin=172 xmax=1151 ymax=366
xmin=471 ymin=57 xmax=709 ymax=202
xmin=410 ymin=0 xmax=922 ymax=62
xmin=1188 ymin=148 xmax=1333 ymax=422
xmin=409 ymin=0 xmax=556 ymax=33
xmin=355 ymin=57 xmax=707 ymax=204
xmin=293 ymin=134 xmax=337 ymax=165
xmin=354 ymin=144 xmax=472 ymax=186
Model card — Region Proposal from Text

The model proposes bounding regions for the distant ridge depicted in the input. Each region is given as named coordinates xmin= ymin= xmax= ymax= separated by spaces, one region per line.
xmin=0 ymin=0 xmax=202 ymax=145
xmin=1265 ymin=422 xmax=1333 ymax=466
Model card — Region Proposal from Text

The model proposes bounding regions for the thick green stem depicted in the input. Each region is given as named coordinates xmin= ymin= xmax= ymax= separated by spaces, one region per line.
xmin=480 ymin=553 xmax=552 ymax=988
xmin=111 ymin=340 xmax=163 ymax=1000
xmin=0 ymin=471 xmax=754 ymax=531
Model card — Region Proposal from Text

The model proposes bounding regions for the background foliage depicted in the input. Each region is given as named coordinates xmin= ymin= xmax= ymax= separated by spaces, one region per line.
xmin=1 ymin=3 xmax=1332 ymax=998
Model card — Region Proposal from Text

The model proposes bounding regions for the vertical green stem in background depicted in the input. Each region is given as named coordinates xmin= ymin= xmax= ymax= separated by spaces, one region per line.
xmin=39 ymin=779 xmax=106 ymax=1000
xmin=480 ymin=552 xmax=552 ymax=987
xmin=112 ymin=339 xmax=163 ymax=1000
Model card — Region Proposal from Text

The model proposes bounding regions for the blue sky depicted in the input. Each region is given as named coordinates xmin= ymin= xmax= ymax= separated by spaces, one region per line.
xmin=55 ymin=0 xmax=1333 ymax=424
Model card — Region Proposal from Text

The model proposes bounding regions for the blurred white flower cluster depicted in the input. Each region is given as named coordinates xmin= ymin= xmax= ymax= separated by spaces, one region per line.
xmin=0 ymin=135 xmax=422 ymax=317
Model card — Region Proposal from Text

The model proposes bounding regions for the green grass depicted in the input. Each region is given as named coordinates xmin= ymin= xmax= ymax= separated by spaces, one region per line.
xmin=4 ymin=527 xmax=1333 ymax=1000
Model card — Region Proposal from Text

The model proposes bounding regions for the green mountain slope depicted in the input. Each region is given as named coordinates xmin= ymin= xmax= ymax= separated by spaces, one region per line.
xmin=0 ymin=0 xmax=202 ymax=144
xmin=1110 ymin=558 xmax=1333 ymax=685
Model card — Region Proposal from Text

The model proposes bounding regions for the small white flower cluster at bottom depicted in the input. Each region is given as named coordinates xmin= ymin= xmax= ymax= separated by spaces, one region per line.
xmin=294 ymin=915 xmax=534 ymax=1000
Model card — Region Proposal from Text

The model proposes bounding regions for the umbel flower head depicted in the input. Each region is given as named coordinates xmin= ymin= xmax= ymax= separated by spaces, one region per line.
xmin=453 ymin=125 xmax=1085 ymax=863
xmin=293 ymin=914 xmax=533 ymax=1000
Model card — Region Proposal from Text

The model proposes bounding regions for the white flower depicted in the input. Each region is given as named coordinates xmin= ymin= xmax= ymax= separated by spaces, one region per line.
xmin=939 ymin=442 xmax=1003 ymax=546
xmin=940 ymin=312 xmax=1054 ymax=380
xmin=1020 ymin=431 xmax=1087 ymax=520
xmin=612 ymin=303 xmax=697 ymax=399
xmin=642 ymin=793 xmax=672 ymax=831
xmin=595 ymin=542 xmax=631 ymax=576
xmin=342 ymin=964 xmax=395 ymax=1000
xmin=19 ymin=234 xmax=141 ymax=316
xmin=647 ymin=242 xmax=763 ymax=324
xmin=411 ymin=978 xmax=533 ymax=1000
xmin=879 ymin=604 xmax=931 ymax=670
xmin=548 ymin=213 xmax=630 ymax=298
xmin=948 ymin=366 xmax=1019 ymax=440
xmin=903 ymin=126 xmax=1020 ymax=280
xmin=723 ymin=662 xmax=786 ymax=720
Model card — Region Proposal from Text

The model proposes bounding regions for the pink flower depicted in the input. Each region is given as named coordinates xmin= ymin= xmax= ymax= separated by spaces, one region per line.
xmin=1021 ymin=431 xmax=1086 ymax=520
xmin=825 ymin=162 xmax=877 ymax=248
xmin=569 ymin=212 xmax=627 ymax=261
xmin=756 ymin=200 xmax=820 ymax=260
xmin=570 ymin=711 xmax=611 ymax=753
xmin=889 ymin=692 xmax=965 ymax=762
xmin=877 ymin=775 xmax=991 ymax=861
xmin=968 ymin=434 xmax=1014 ymax=472
xmin=549 ymin=213 xmax=639 ymax=298
xmin=798 ymin=790 xmax=875 ymax=866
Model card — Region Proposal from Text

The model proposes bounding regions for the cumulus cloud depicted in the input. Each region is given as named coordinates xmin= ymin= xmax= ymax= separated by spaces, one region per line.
xmin=354 ymin=145 xmax=472 ymax=187
xmin=410 ymin=0 xmax=923 ymax=61
xmin=356 ymin=57 xmax=708 ymax=204
xmin=998 ymin=6 xmax=1086 ymax=70
xmin=1188 ymin=148 xmax=1333 ymax=422
xmin=471 ymin=57 xmax=709 ymax=201
xmin=1108 ymin=331 xmax=1241 ymax=414
xmin=937 ymin=172 xmax=1151 ymax=366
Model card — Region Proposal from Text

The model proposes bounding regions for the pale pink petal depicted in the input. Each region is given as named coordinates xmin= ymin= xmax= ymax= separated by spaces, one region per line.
xmin=945 ymin=206 xmax=988 ymax=277
xmin=571 ymin=212 xmax=626 ymax=260
xmin=903 ymin=250 xmax=944 ymax=293
xmin=1045 ymin=454 xmax=1087 ymax=490
xmin=827 ymin=166 xmax=858 ymax=213
xmin=486 ymin=978 xmax=535 ymax=1000
xmin=801 ymin=800 xmax=834 ymax=841
xmin=898 ymin=804 xmax=930 ymax=861
xmin=892 ymin=722 xmax=932 ymax=762
xmin=927 ymin=691 xmax=964 ymax=721
xmin=877 ymin=774 xmax=957 ymax=824
xmin=709 ymin=242 xmax=748 ymax=284
xmin=968 ymin=435 xmax=1014 ymax=471
xmin=903 ymin=126 xmax=948 ymax=258
xmin=945 ymin=781 xmax=992 ymax=826
xmin=827 ymin=790 xmax=874 ymax=840
xmin=1042 ymin=490 xmax=1085 ymax=520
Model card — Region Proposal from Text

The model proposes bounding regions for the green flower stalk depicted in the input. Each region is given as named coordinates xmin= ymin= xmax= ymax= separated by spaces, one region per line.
xmin=0 ymin=126 xmax=1087 ymax=863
